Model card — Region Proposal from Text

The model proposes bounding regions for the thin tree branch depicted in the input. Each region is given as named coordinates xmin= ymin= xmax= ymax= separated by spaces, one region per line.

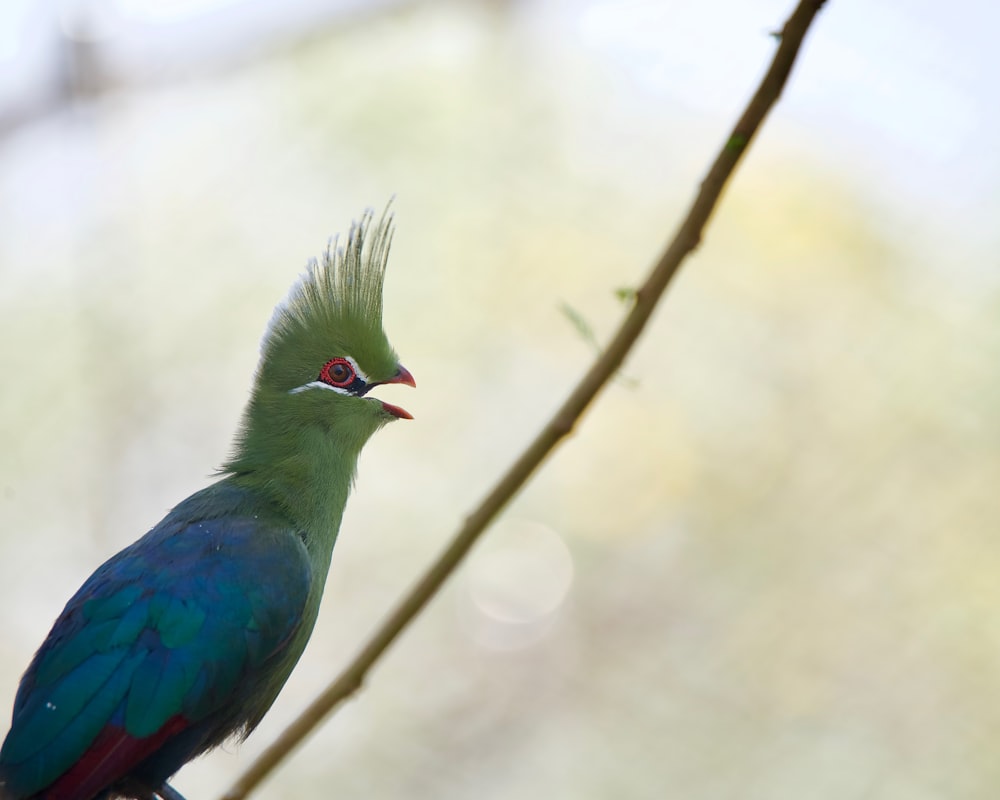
xmin=220 ymin=2 xmax=828 ymax=798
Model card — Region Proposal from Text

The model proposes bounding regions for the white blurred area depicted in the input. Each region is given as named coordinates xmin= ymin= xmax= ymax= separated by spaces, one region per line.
xmin=2 ymin=1 xmax=999 ymax=798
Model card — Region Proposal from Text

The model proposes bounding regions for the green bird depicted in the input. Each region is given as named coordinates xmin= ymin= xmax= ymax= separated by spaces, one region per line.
xmin=0 ymin=209 xmax=414 ymax=800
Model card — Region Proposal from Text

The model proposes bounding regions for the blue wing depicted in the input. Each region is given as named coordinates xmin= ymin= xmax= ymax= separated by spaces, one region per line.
xmin=0 ymin=512 xmax=311 ymax=799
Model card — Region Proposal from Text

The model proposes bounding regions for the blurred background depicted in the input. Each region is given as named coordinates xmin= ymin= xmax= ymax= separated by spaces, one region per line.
xmin=1 ymin=1 xmax=998 ymax=798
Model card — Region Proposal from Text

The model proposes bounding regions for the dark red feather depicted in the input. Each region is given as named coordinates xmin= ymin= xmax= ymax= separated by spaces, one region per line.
xmin=41 ymin=716 xmax=189 ymax=800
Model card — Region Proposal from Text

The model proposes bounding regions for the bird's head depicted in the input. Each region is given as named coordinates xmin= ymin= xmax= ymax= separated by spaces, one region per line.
xmin=238 ymin=209 xmax=414 ymax=457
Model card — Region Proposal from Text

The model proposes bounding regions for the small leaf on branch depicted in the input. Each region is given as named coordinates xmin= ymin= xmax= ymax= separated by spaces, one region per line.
xmin=559 ymin=302 xmax=638 ymax=388
xmin=725 ymin=133 xmax=748 ymax=153
xmin=559 ymin=302 xmax=602 ymax=354
xmin=615 ymin=287 xmax=638 ymax=305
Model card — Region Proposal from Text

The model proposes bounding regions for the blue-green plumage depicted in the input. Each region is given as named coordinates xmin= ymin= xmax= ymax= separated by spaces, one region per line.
xmin=0 ymin=210 xmax=413 ymax=800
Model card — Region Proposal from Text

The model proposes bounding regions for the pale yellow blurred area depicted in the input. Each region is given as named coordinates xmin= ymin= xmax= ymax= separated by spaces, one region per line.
xmin=2 ymin=1 xmax=999 ymax=798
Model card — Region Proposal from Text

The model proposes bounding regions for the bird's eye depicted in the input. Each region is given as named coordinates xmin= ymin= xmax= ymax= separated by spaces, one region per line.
xmin=319 ymin=357 xmax=356 ymax=388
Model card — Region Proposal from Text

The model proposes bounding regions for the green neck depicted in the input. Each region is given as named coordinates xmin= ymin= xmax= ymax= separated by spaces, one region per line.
xmin=221 ymin=393 xmax=365 ymax=562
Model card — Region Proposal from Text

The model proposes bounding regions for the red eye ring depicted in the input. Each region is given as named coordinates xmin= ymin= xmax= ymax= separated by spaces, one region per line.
xmin=319 ymin=357 xmax=356 ymax=388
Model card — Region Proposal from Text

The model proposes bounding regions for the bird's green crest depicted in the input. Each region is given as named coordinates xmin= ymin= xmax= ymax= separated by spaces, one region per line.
xmin=258 ymin=208 xmax=400 ymax=391
xmin=220 ymin=208 xmax=411 ymax=490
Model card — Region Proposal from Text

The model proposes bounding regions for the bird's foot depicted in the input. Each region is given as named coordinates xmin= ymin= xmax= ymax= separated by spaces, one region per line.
xmin=155 ymin=782 xmax=188 ymax=800
xmin=122 ymin=778 xmax=188 ymax=800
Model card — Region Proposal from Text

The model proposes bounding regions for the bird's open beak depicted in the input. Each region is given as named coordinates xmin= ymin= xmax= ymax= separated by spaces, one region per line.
xmin=375 ymin=364 xmax=415 ymax=419
xmin=385 ymin=364 xmax=416 ymax=388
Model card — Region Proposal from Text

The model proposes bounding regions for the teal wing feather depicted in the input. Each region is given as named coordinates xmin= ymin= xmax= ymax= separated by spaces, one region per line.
xmin=0 ymin=513 xmax=311 ymax=799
